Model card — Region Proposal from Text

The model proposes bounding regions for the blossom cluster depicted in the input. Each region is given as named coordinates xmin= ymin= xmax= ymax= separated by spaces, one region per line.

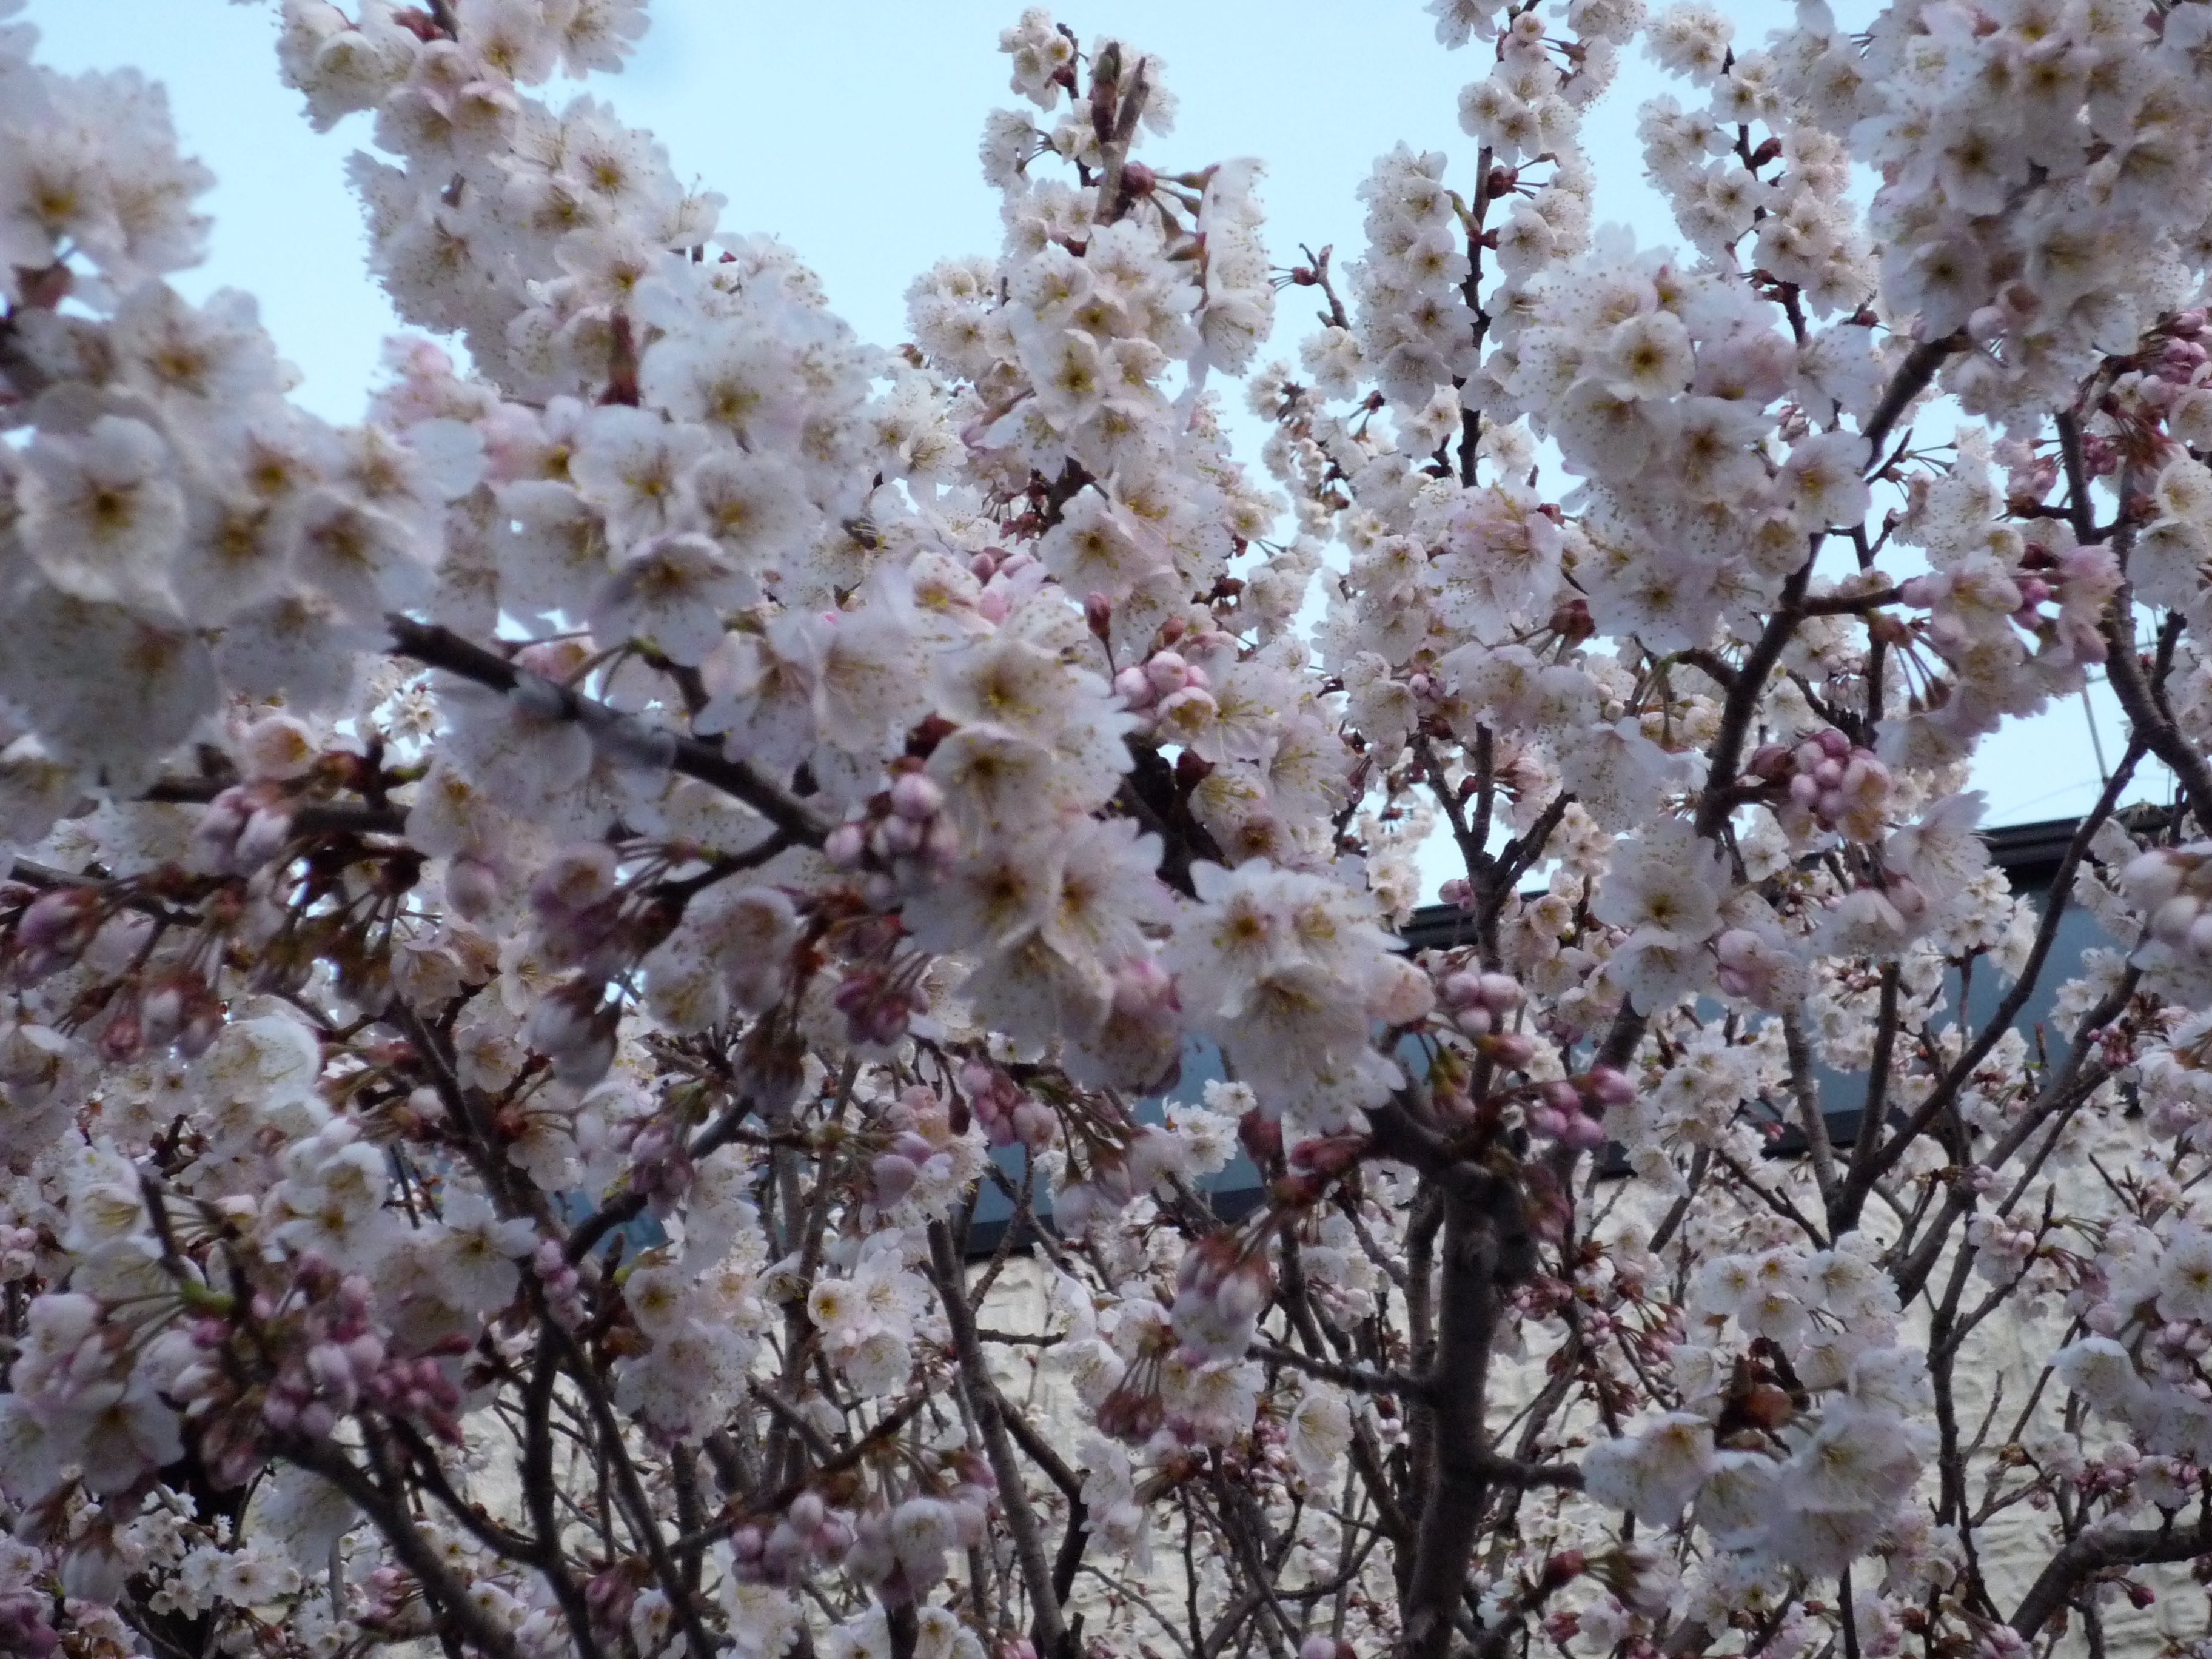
xmin=13 ymin=0 xmax=2212 ymax=1657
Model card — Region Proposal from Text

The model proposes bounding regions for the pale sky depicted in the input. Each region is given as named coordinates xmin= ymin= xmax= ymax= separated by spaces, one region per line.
xmin=24 ymin=0 xmax=2166 ymax=882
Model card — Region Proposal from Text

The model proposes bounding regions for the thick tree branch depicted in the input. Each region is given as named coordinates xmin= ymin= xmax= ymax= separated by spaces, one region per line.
xmin=386 ymin=615 xmax=831 ymax=846
xmin=2011 ymin=1509 xmax=2212 ymax=1640
xmin=1860 ymin=333 xmax=1966 ymax=460
xmin=1400 ymin=1166 xmax=1526 ymax=1659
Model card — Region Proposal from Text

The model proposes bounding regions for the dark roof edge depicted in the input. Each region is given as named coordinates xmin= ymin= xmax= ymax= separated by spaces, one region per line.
xmin=1399 ymin=806 xmax=2163 ymax=953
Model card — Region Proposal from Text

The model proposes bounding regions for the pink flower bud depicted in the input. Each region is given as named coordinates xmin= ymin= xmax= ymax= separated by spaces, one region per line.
xmin=859 ymin=993 xmax=914 ymax=1047
xmin=1560 ymin=1109 xmax=1609 ymax=1150
xmin=824 ymin=821 xmax=866 ymax=868
xmin=1439 ymin=970 xmax=1483 ymax=1010
xmin=1110 ymin=954 xmax=1175 ymax=1016
xmin=16 ymin=886 xmax=99 ymax=956
xmin=1145 ymin=651 xmax=1191 ymax=694
xmin=1897 ymin=574 xmax=1940 ymax=606
xmin=878 ymin=815 xmax=922 ymax=857
xmin=1480 ymin=1032 xmax=1535 ymax=1069
xmin=1584 ymin=1066 xmax=1637 ymax=1106
xmin=889 ymin=773 xmax=944 ymax=822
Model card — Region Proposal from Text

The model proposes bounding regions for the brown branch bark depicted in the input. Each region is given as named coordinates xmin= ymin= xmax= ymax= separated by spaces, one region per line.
xmin=2011 ymin=1509 xmax=2212 ymax=1640
xmin=927 ymin=1220 xmax=1070 ymax=1657
xmin=386 ymin=615 xmax=830 ymax=846
xmin=1860 ymin=333 xmax=1966 ymax=459
xmin=1399 ymin=1166 xmax=1527 ymax=1659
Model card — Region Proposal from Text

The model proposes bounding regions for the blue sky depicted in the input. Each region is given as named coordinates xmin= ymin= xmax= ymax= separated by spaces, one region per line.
xmin=24 ymin=0 xmax=2162 ymax=871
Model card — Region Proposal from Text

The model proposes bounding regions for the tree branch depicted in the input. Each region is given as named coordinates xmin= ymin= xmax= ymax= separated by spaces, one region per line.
xmin=2011 ymin=1509 xmax=2212 ymax=1640
xmin=927 ymin=1220 xmax=1070 ymax=1657
xmin=1860 ymin=333 xmax=1965 ymax=460
xmin=386 ymin=615 xmax=830 ymax=846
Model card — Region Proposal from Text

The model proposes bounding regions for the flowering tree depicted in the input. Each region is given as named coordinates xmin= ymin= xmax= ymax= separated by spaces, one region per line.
xmin=24 ymin=0 xmax=2212 ymax=1657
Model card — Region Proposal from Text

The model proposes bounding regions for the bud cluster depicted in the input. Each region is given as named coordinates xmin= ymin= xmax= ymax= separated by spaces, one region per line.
xmin=2131 ymin=309 xmax=2209 ymax=397
xmin=191 ymin=782 xmax=298 ymax=876
xmin=824 ymin=762 xmax=960 ymax=901
xmin=0 ymin=1584 xmax=56 ymax=1659
xmin=531 ymin=1237 xmax=589 ymax=1329
xmin=1170 ymin=1233 xmax=1273 ymax=1366
xmin=1712 ymin=927 xmax=1798 ymax=1005
xmin=524 ymin=842 xmax=655 ymax=1086
xmin=615 ymin=1116 xmax=696 ymax=1216
xmin=172 ymin=1254 xmax=461 ymax=1486
xmin=93 ymin=962 xmax=226 ymax=1065
xmin=831 ymin=953 xmax=933 ymax=1048
xmin=957 ymin=1058 xmax=1058 ymax=1151
xmin=1525 ymin=1067 xmax=1634 ymax=1150
xmin=1112 ymin=646 xmax=1218 ymax=740
xmin=8 ymin=885 xmax=106 ymax=983
xmin=1437 ymin=966 xmax=1525 ymax=1037
xmin=862 ymin=1085 xmax=957 ymax=1211
xmin=1746 ymin=728 xmax=1893 ymax=844
xmin=845 ymin=1468 xmax=996 ymax=1606
xmin=729 ymin=1489 xmax=859 ymax=1589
